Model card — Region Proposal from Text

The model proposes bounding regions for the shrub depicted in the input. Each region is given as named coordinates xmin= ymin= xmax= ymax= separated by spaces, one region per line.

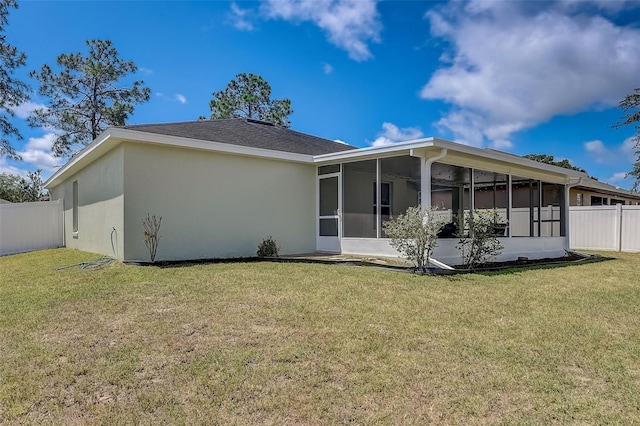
xmin=457 ymin=209 xmax=504 ymax=269
xmin=257 ymin=236 xmax=279 ymax=257
xmin=382 ymin=206 xmax=444 ymax=272
xmin=142 ymin=213 xmax=162 ymax=263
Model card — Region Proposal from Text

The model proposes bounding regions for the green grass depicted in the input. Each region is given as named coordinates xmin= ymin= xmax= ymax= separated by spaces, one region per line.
xmin=1 ymin=249 xmax=639 ymax=424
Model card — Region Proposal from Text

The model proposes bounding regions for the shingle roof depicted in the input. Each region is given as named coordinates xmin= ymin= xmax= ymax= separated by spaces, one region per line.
xmin=121 ymin=118 xmax=356 ymax=156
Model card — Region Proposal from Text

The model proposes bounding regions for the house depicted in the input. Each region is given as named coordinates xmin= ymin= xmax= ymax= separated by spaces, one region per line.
xmin=45 ymin=118 xmax=589 ymax=266
xmin=568 ymin=178 xmax=640 ymax=206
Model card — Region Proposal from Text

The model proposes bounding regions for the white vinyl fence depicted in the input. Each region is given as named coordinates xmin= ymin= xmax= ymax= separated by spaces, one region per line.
xmin=0 ymin=200 xmax=64 ymax=256
xmin=570 ymin=205 xmax=640 ymax=252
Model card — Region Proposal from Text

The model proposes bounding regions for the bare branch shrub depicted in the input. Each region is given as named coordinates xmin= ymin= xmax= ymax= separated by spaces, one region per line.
xmin=142 ymin=213 xmax=162 ymax=263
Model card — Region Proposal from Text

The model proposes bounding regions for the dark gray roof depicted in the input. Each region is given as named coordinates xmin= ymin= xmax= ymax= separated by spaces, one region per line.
xmin=121 ymin=118 xmax=356 ymax=156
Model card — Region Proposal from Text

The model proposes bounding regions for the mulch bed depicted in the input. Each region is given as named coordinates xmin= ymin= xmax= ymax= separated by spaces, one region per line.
xmin=126 ymin=252 xmax=605 ymax=275
xmin=440 ymin=252 xmax=605 ymax=274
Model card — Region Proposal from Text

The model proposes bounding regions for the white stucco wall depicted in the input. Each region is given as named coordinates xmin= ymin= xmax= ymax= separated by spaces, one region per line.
xmin=122 ymin=143 xmax=316 ymax=261
xmin=49 ymin=144 xmax=125 ymax=258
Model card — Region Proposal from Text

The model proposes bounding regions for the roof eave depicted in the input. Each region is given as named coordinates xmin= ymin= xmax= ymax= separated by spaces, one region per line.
xmin=575 ymin=178 xmax=640 ymax=199
xmin=44 ymin=129 xmax=117 ymax=189
xmin=44 ymin=128 xmax=317 ymax=189
xmin=314 ymin=137 xmax=587 ymax=179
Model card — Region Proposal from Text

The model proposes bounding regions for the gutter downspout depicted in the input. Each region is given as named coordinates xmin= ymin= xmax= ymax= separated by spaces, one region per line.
xmin=420 ymin=148 xmax=448 ymax=210
xmin=416 ymin=148 xmax=454 ymax=270
xmin=565 ymin=177 xmax=583 ymax=252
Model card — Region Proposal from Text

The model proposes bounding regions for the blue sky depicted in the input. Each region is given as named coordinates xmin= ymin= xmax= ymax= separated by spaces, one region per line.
xmin=2 ymin=0 xmax=640 ymax=189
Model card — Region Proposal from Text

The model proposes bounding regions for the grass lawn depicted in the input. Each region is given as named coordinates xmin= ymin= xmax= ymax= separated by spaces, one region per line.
xmin=1 ymin=249 xmax=639 ymax=424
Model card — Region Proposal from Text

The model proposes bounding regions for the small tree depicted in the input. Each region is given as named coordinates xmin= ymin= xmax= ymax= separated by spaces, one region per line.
xmin=613 ymin=87 xmax=640 ymax=190
xmin=0 ymin=169 xmax=46 ymax=202
xmin=142 ymin=213 xmax=162 ymax=263
xmin=29 ymin=39 xmax=151 ymax=157
xmin=457 ymin=209 xmax=504 ymax=269
xmin=382 ymin=206 xmax=444 ymax=272
xmin=0 ymin=0 xmax=31 ymax=160
xmin=209 ymin=73 xmax=292 ymax=127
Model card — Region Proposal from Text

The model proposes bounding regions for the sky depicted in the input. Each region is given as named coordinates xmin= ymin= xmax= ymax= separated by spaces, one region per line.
xmin=2 ymin=0 xmax=640 ymax=189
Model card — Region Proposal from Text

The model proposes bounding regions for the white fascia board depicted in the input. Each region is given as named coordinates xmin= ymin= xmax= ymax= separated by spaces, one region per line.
xmin=112 ymin=128 xmax=315 ymax=163
xmin=429 ymin=139 xmax=587 ymax=179
xmin=44 ymin=129 xmax=115 ymax=189
xmin=314 ymin=136 xmax=588 ymax=180
xmin=576 ymin=177 xmax=640 ymax=198
xmin=45 ymin=127 xmax=315 ymax=189
xmin=314 ymin=137 xmax=436 ymax=163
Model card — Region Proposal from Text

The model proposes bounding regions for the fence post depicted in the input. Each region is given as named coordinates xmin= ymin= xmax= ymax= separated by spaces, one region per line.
xmin=616 ymin=203 xmax=623 ymax=252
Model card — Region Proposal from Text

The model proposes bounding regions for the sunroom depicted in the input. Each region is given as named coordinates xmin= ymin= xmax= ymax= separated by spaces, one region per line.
xmin=314 ymin=138 xmax=584 ymax=266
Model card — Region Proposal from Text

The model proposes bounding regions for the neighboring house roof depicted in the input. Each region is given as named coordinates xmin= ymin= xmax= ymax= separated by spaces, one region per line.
xmin=0 ymin=198 xmax=12 ymax=204
xmin=121 ymin=119 xmax=356 ymax=156
xmin=573 ymin=177 xmax=640 ymax=201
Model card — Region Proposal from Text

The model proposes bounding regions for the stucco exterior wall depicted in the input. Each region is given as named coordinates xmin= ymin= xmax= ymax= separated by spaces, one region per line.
xmin=50 ymin=144 xmax=125 ymax=258
xmin=122 ymin=143 xmax=316 ymax=261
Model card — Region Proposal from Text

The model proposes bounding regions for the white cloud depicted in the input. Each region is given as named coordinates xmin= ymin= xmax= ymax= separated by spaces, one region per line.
xmin=421 ymin=1 xmax=640 ymax=147
xmin=584 ymin=139 xmax=613 ymax=164
xmin=262 ymin=0 xmax=382 ymax=61
xmin=156 ymin=93 xmax=187 ymax=104
xmin=11 ymin=101 xmax=47 ymax=119
xmin=585 ymin=139 xmax=607 ymax=154
xmin=432 ymin=110 xmax=484 ymax=147
xmin=323 ymin=62 xmax=334 ymax=75
xmin=0 ymin=158 xmax=28 ymax=177
xmin=584 ymin=138 xmax=638 ymax=166
xmin=621 ymin=136 xmax=638 ymax=154
xmin=559 ymin=0 xmax=638 ymax=14
xmin=17 ymin=133 xmax=59 ymax=171
xmin=608 ymin=172 xmax=629 ymax=183
xmin=490 ymin=139 xmax=513 ymax=150
xmin=371 ymin=122 xmax=424 ymax=147
xmin=229 ymin=2 xmax=256 ymax=31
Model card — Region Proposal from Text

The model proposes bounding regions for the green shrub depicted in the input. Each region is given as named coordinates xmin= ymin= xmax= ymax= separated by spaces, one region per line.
xmin=257 ymin=236 xmax=279 ymax=257
xmin=382 ymin=206 xmax=444 ymax=271
xmin=457 ymin=209 xmax=504 ymax=269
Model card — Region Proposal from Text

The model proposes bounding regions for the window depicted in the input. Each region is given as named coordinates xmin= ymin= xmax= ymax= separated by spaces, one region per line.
xmin=611 ymin=198 xmax=625 ymax=205
xmin=72 ymin=180 xmax=78 ymax=233
xmin=576 ymin=193 xmax=582 ymax=206
xmin=318 ymin=164 xmax=340 ymax=175
xmin=591 ymin=196 xmax=605 ymax=206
